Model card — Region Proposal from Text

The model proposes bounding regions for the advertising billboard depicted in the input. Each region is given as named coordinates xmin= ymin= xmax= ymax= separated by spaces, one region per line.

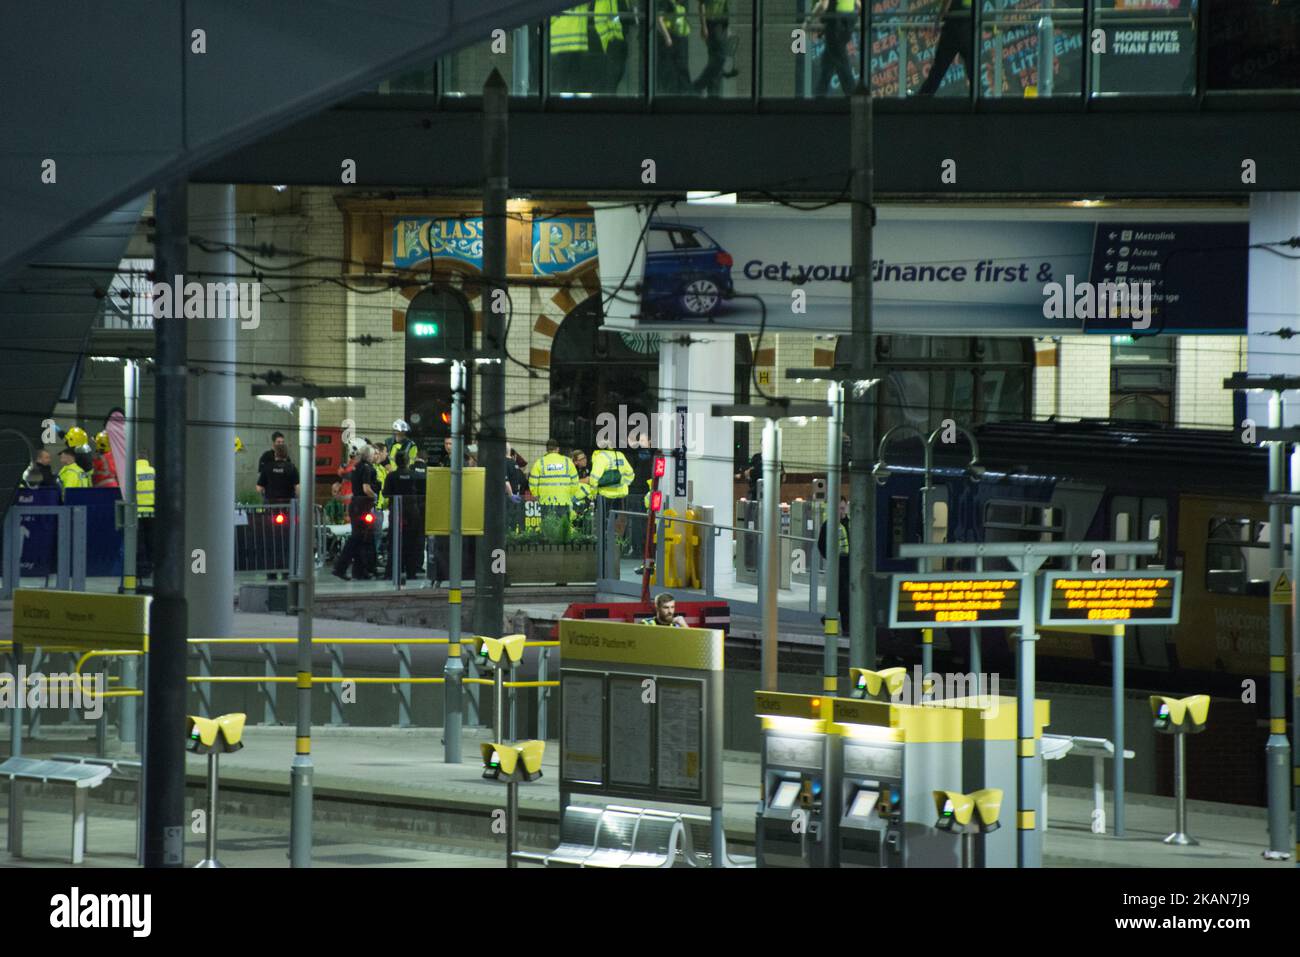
xmin=593 ymin=203 xmax=1247 ymax=335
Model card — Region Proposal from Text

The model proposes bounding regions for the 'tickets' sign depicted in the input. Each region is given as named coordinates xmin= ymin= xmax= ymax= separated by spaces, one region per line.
xmin=1040 ymin=571 xmax=1182 ymax=626
xmin=889 ymin=573 xmax=1024 ymax=628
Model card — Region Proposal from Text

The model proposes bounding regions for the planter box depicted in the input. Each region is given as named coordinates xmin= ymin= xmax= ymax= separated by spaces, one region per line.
xmin=505 ymin=544 xmax=597 ymax=585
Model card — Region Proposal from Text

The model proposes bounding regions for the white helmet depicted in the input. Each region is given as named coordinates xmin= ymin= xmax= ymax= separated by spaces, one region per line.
xmin=392 ymin=419 xmax=410 ymax=433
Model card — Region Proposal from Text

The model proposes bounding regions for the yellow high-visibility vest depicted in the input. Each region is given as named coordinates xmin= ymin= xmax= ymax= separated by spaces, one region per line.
xmin=529 ymin=452 xmax=580 ymax=506
xmin=550 ymin=6 xmax=591 ymax=54
xmin=594 ymin=0 xmax=625 ymax=50
xmin=590 ymin=448 xmax=635 ymax=499
xmin=58 ymin=463 xmax=89 ymax=496
xmin=663 ymin=0 xmax=691 ymax=36
xmin=136 ymin=458 xmax=155 ymax=516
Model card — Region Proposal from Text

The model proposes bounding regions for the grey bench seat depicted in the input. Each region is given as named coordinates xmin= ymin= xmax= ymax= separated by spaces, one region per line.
xmin=0 ymin=757 xmax=111 ymax=864
xmin=515 ymin=805 xmax=683 ymax=869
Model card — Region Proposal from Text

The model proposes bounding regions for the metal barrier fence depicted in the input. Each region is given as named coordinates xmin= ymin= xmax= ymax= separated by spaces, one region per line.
xmin=597 ymin=506 xmax=825 ymax=619
xmin=1 ymin=505 xmax=87 ymax=599
xmin=182 ymin=636 xmax=559 ymax=735
xmin=235 ymin=502 xmax=328 ymax=574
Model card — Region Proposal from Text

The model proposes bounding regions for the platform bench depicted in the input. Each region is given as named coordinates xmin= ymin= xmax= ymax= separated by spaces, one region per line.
xmin=1 ymin=757 xmax=112 ymax=864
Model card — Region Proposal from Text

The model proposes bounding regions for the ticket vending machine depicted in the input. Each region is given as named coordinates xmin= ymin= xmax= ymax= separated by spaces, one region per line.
xmin=754 ymin=692 xmax=831 ymax=867
xmin=830 ymin=697 xmax=964 ymax=868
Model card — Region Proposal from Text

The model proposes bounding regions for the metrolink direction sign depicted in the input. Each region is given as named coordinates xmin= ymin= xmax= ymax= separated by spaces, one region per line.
xmin=889 ymin=573 xmax=1024 ymax=628
xmin=1039 ymin=571 xmax=1183 ymax=626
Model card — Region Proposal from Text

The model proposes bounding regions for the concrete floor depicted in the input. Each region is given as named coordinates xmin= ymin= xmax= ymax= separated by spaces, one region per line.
xmin=0 ymin=724 xmax=1285 ymax=869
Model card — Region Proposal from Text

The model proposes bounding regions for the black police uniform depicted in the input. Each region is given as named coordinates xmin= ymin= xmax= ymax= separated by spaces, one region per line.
xmin=333 ymin=459 xmax=377 ymax=579
xmin=383 ymin=465 xmax=426 ymax=578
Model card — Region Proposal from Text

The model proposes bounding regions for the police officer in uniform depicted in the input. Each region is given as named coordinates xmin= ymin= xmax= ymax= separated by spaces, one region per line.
xmin=333 ymin=444 xmax=378 ymax=581
xmin=383 ymin=449 xmax=425 ymax=581
xmin=136 ymin=450 xmax=155 ymax=580
xmin=550 ymin=4 xmax=595 ymax=93
xmin=529 ymin=438 xmax=581 ymax=537
xmin=390 ymin=419 xmax=419 ymax=471
xmin=813 ymin=0 xmax=860 ymax=96
xmin=656 ymin=0 xmax=693 ymax=94
xmin=57 ymin=446 xmax=89 ymax=499
xmin=692 ymin=0 xmax=732 ymax=96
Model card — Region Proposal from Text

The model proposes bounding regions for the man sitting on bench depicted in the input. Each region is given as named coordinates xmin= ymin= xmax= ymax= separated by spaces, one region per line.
xmin=643 ymin=592 xmax=688 ymax=628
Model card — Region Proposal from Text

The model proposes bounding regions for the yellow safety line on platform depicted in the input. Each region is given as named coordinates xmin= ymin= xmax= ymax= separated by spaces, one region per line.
xmin=189 ymin=637 xmax=451 ymax=645
xmin=189 ymin=676 xmax=448 ymax=685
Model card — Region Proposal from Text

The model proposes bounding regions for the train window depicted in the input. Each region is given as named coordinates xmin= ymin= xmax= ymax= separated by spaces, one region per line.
xmin=1206 ymin=517 xmax=1271 ymax=596
xmin=984 ymin=500 xmax=1063 ymax=542
xmin=930 ymin=500 xmax=949 ymax=544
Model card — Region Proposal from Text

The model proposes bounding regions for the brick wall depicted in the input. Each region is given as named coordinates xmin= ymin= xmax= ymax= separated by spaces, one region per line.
xmin=1176 ymin=336 xmax=1245 ymax=429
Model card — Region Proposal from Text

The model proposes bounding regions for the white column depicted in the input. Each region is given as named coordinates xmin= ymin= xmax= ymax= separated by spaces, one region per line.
xmin=658 ymin=334 xmax=737 ymax=592
xmin=1248 ymin=194 xmax=1300 ymax=428
xmin=185 ymin=184 xmax=236 ymax=641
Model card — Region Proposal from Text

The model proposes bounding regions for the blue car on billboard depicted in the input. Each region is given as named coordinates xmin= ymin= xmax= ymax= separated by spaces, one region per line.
xmin=641 ymin=221 xmax=734 ymax=320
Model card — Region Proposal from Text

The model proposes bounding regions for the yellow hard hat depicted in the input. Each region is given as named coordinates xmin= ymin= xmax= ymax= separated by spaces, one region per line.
xmin=94 ymin=431 xmax=110 ymax=453
xmin=65 ymin=426 xmax=88 ymax=447
xmin=234 ymin=435 xmax=245 ymax=453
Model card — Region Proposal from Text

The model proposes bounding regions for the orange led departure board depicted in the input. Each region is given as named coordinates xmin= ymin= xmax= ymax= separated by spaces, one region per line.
xmin=1040 ymin=571 xmax=1182 ymax=626
xmin=889 ymin=574 xmax=1023 ymax=628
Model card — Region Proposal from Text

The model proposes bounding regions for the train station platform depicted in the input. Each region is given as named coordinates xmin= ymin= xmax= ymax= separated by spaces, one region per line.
xmin=0 ymin=723 xmax=1279 ymax=869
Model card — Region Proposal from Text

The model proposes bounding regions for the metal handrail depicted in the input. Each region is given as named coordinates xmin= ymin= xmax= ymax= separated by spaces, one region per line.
xmin=187 ymin=675 xmax=558 ymax=689
xmin=606 ymin=508 xmax=818 ymax=545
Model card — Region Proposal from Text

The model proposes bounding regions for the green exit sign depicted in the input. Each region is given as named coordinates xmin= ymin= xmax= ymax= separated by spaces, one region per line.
xmin=411 ymin=321 xmax=440 ymax=338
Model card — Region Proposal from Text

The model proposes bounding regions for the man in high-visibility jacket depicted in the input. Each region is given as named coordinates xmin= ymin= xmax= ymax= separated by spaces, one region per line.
xmin=589 ymin=444 xmax=635 ymax=545
xmin=550 ymin=4 xmax=594 ymax=93
xmin=656 ymin=0 xmax=692 ymax=94
xmin=135 ymin=454 xmax=156 ymax=580
xmin=531 ymin=438 xmax=581 ymax=542
xmin=57 ymin=447 xmax=89 ymax=499
xmin=594 ymin=0 xmax=628 ymax=93
xmin=529 ymin=438 xmax=581 ymax=506
xmin=692 ymin=0 xmax=732 ymax=96
xmin=813 ymin=0 xmax=860 ymax=96
xmin=390 ymin=419 xmax=419 ymax=472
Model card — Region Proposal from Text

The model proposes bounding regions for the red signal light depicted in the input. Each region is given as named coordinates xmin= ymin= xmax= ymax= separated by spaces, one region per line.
xmin=363 ymin=512 xmax=375 ymax=524
xmin=273 ymin=512 xmax=286 ymax=525
xmin=653 ymin=456 xmax=666 ymax=478
xmin=650 ymin=490 xmax=663 ymax=512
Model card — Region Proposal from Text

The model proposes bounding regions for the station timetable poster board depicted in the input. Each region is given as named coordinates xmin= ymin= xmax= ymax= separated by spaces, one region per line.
xmin=558 ymin=618 xmax=722 ymax=805
xmin=889 ymin=573 xmax=1024 ymax=628
xmin=1040 ymin=571 xmax=1182 ymax=626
